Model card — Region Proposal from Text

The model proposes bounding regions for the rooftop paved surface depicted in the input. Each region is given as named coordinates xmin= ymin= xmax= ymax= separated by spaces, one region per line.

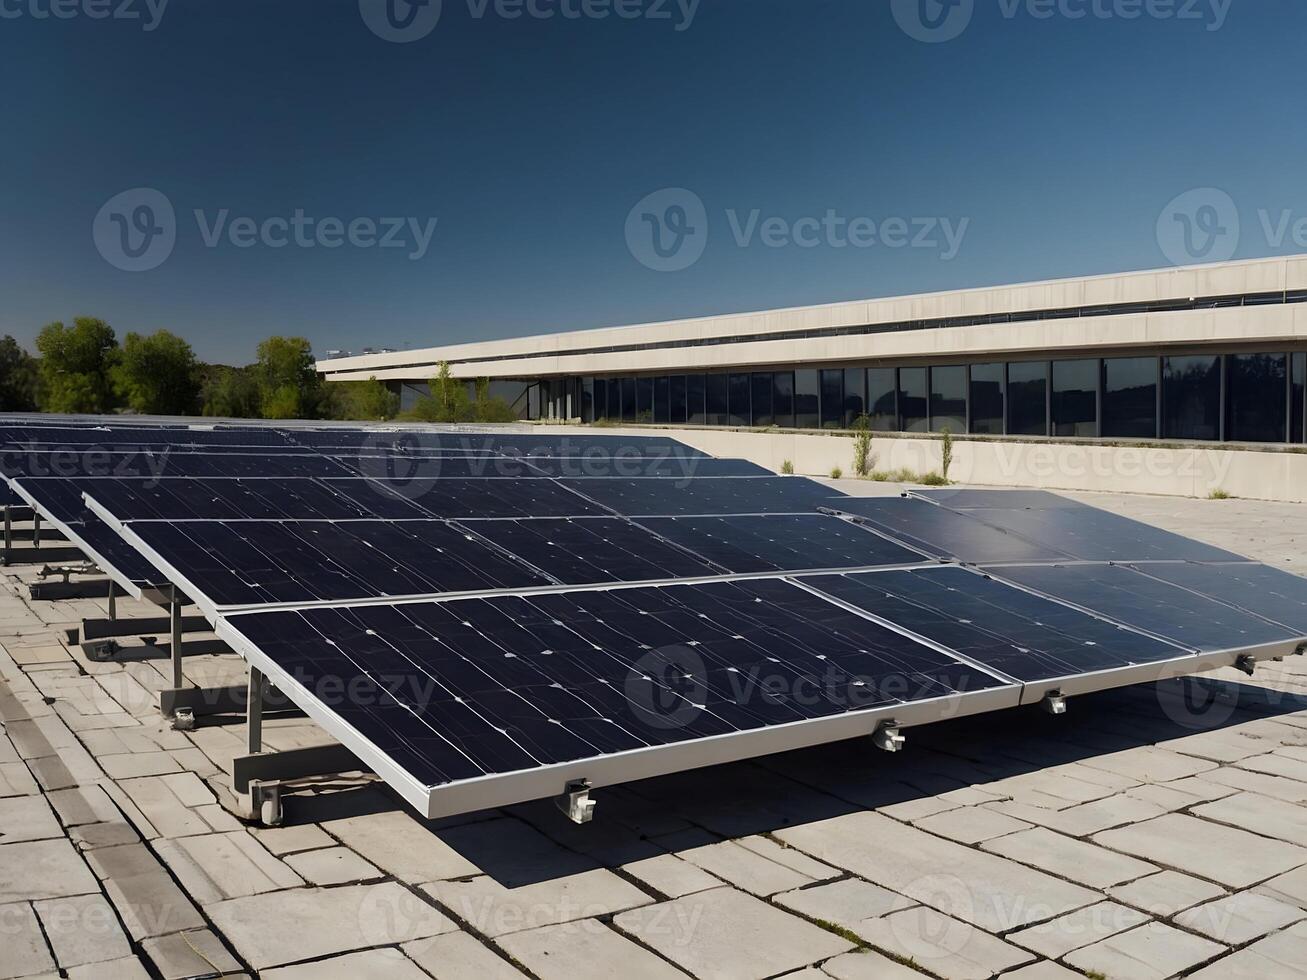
xmin=2 ymin=488 xmax=1307 ymax=979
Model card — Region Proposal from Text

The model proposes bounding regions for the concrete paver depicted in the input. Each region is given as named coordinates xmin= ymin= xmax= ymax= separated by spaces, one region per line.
xmin=498 ymin=920 xmax=691 ymax=979
xmin=1007 ymin=899 xmax=1150 ymax=959
xmin=1064 ymin=921 xmax=1225 ymax=980
xmin=262 ymin=946 xmax=431 ymax=979
xmin=0 ymin=902 xmax=56 ymax=977
xmin=1173 ymin=891 xmax=1306 ymax=946
xmin=1108 ymin=870 xmax=1226 ymax=917
xmin=777 ymin=812 xmax=1098 ymax=932
xmin=855 ymin=904 xmax=1034 ymax=980
xmin=207 ymin=882 xmax=456 ymax=969
xmin=283 ymin=845 xmax=383 ymax=885
xmin=982 ymin=826 xmax=1157 ymax=889
xmin=614 ymin=887 xmax=853 ymax=980
xmin=34 ymin=892 xmax=132 ymax=969
xmin=1187 ymin=920 xmax=1307 ymax=979
xmin=0 ymin=837 xmax=99 ymax=902
xmin=404 ymin=931 xmax=530 ymax=979
xmin=1093 ymin=813 xmax=1307 ymax=888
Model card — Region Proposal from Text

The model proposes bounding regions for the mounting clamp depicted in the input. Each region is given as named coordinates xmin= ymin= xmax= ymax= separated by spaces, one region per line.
xmin=1234 ymin=654 xmax=1256 ymax=677
xmin=872 ymin=721 xmax=905 ymax=753
xmin=171 ymin=707 xmax=195 ymax=732
xmin=1041 ymin=690 xmax=1068 ymax=715
xmin=247 ymin=779 xmax=283 ymax=827
xmin=557 ymin=779 xmax=596 ymax=824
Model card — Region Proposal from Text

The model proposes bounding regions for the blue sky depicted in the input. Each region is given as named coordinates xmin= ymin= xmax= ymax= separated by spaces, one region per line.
xmin=2 ymin=0 xmax=1305 ymax=364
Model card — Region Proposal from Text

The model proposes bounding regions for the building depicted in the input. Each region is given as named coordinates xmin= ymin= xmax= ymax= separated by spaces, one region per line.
xmin=318 ymin=254 xmax=1307 ymax=446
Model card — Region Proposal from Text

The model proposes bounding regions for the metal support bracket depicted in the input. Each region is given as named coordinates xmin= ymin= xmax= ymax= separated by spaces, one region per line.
xmin=1235 ymin=654 xmax=1256 ymax=677
xmin=556 ymin=779 xmax=596 ymax=824
xmin=872 ymin=720 xmax=905 ymax=753
xmin=246 ymin=779 xmax=283 ymax=827
xmin=172 ymin=707 xmax=195 ymax=732
xmin=1041 ymin=690 xmax=1068 ymax=715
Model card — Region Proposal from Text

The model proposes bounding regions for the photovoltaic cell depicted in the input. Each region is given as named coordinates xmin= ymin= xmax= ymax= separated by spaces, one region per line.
xmin=1130 ymin=561 xmax=1307 ymax=636
xmin=119 ymin=519 xmax=552 ymax=606
xmin=914 ymin=488 xmax=1087 ymax=510
xmin=636 ymin=514 xmax=924 ymax=573
xmin=826 ymin=497 xmax=1070 ymax=563
xmin=987 ymin=563 xmax=1301 ymax=651
xmin=340 ymin=478 xmax=604 ymax=520
xmin=76 ymin=477 xmax=391 ymax=521
xmin=807 ymin=565 xmax=1187 ymax=682
xmin=562 ymin=477 xmax=838 ymax=516
xmin=465 ymin=518 xmax=723 ymax=584
xmin=519 ymin=458 xmax=767 ymax=479
xmin=223 ymin=578 xmax=1009 ymax=788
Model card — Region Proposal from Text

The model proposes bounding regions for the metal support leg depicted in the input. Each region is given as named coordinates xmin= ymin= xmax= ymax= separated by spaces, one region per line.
xmin=107 ymin=580 xmax=117 ymax=622
xmin=31 ymin=512 xmax=40 ymax=550
xmin=3 ymin=506 xmax=10 ymax=560
xmin=247 ymin=666 xmax=265 ymax=756
xmin=169 ymin=588 xmax=183 ymax=691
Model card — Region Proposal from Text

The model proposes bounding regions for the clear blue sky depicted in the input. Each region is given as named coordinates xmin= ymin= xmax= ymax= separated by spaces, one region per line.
xmin=2 ymin=0 xmax=1304 ymax=365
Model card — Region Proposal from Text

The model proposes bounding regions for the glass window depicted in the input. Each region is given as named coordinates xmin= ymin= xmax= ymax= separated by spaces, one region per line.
xmin=621 ymin=377 xmax=637 ymax=422
xmin=1293 ymin=353 xmax=1305 ymax=443
xmin=1102 ymin=357 xmax=1157 ymax=438
xmin=606 ymin=377 xmax=620 ymax=420
xmin=653 ymin=376 xmax=670 ymax=424
xmin=581 ymin=377 xmax=595 ymax=423
xmin=1162 ymin=355 xmax=1221 ymax=441
xmin=843 ymin=368 xmax=866 ymax=427
xmin=898 ymin=367 xmax=928 ymax=433
xmin=930 ymin=365 xmax=966 ymax=433
xmin=1226 ymin=353 xmax=1287 ymax=443
xmin=1052 ymin=359 xmax=1097 ymax=437
xmin=592 ymin=378 xmax=607 ymax=421
xmin=751 ymin=373 xmax=774 ymax=427
xmin=867 ymin=368 xmax=897 ymax=431
xmin=1008 ymin=361 xmax=1048 ymax=436
xmin=794 ymin=370 xmax=820 ymax=428
xmin=820 ymin=369 xmax=844 ymax=428
xmin=669 ymin=375 xmax=687 ymax=424
xmin=686 ymin=375 xmax=706 ymax=425
xmin=705 ymin=373 xmax=729 ymax=426
xmin=635 ymin=377 xmax=653 ymax=422
xmin=969 ymin=363 xmax=1004 ymax=434
xmin=772 ymin=372 xmax=795 ymax=427
xmin=728 ymin=373 xmax=751 ymax=426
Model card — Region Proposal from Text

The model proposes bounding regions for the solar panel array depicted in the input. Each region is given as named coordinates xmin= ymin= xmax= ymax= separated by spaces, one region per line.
xmin=3 ymin=417 xmax=1305 ymax=819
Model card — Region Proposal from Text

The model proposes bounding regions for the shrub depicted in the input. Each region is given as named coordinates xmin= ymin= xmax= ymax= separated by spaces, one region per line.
xmin=1208 ymin=488 xmax=1232 ymax=500
xmin=830 ymin=466 xmax=843 ymax=479
xmin=940 ymin=426 xmax=954 ymax=483
xmin=781 ymin=459 xmax=794 ymax=475
xmin=919 ymin=471 xmax=950 ymax=486
xmin=852 ymin=414 xmax=873 ymax=477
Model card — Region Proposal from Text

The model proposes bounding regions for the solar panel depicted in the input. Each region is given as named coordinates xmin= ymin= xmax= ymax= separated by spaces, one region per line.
xmin=462 ymin=518 xmax=724 ymax=585
xmin=824 ymin=496 xmax=1071 ymax=563
xmin=635 ymin=514 xmax=926 ymax=573
xmin=218 ymin=578 xmax=1015 ymax=813
xmin=562 ymin=476 xmax=838 ymax=515
xmin=103 ymin=519 xmax=552 ymax=606
xmin=986 ymin=562 xmax=1302 ymax=651
xmin=1123 ymin=561 xmax=1307 ymax=636
xmin=806 ymin=565 xmax=1190 ymax=683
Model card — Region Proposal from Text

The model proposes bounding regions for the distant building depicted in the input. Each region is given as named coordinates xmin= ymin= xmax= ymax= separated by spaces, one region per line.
xmin=317 ymin=254 xmax=1307 ymax=443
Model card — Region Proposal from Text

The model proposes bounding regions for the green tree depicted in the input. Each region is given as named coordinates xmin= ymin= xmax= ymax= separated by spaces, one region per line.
xmin=35 ymin=317 xmax=118 ymax=413
xmin=429 ymin=361 xmax=470 ymax=421
xmin=327 ymin=377 xmax=399 ymax=421
xmin=0 ymin=336 xmax=39 ymax=412
xmin=472 ymin=377 xmax=517 ymax=422
xmin=111 ymin=330 xmax=199 ymax=415
xmin=201 ymin=365 xmax=261 ymax=418
xmin=254 ymin=336 xmax=321 ymax=419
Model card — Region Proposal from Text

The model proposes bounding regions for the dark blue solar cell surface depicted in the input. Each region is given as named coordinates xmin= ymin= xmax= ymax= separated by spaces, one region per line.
xmin=126 ymin=519 xmax=551 ymax=605
xmin=466 ymin=518 xmax=723 ymax=584
xmin=1129 ymin=561 xmax=1307 ymax=636
xmin=225 ymin=578 xmax=1009 ymax=787
xmin=636 ymin=514 xmax=924 ymax=573
xmin=563 ymin=476 xmax=838 ymax=516
xmin=807 ymin=565 xmax=1188 ymax=682
xmin=825 ymin=497 xmax=1070 ymax=564
xmin=988 ymin=563 xmax=1302 ymax=651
